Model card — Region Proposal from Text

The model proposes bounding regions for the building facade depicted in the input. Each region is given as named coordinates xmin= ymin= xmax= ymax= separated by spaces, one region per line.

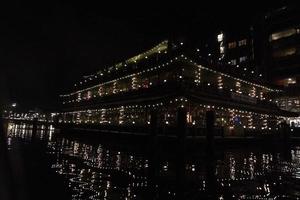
xmin=218 ymin=28 xmax=256 ymax=71
xmin=262 ymin=6 xmax=300 ymax=127
xmin=58 ymin=40 xmax=294 ymax=136
xmin=204 ymin=5 xmax=300 ymax=127
xmin=264 ymin=6 xmax=300 ymax=86
xmin=198 ymin=25 xmax=266 ymax=88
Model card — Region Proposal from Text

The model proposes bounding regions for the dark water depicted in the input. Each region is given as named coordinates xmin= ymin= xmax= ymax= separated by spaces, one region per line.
xmin=2 ymin=123 xmax=300 ymax=200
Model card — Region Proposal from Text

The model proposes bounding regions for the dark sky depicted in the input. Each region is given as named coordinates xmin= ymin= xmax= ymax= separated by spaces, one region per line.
xmin=0 ymin=1 xmax=290 ymax=110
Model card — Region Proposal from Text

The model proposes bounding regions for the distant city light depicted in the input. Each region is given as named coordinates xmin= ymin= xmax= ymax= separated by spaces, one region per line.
xmin=12 ymin=103 xmax=17 ymax=107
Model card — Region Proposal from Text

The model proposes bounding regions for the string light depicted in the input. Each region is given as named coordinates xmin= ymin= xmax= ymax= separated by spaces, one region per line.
xmin=236 ymin=81 xmax=241 ymax=94
xmin=60 ymin=54 xmax=280 ymax=100
xmin=59 ymin=96 xmax=285 ymax=130
xmin=218 ymin=75 xmax=223 ymax=89
xmin=58 ymin=41 xmax=288 ymax=131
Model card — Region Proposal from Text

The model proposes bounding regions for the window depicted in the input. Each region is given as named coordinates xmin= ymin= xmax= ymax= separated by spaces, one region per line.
xmin=279 ymin=77 xmax=297 ymax=87
xmin=287 ymin=78 xmax=296 ymax=84
xmin=269 ymin=28 xmax=297 ymax=41
xmin=217 ymin=33 xmax=224 ymax=42
xmin=238 ymin=39 xmax=247 ymax=46
xmin=228 ymin=42 xmax=236 ymax=49
xmin=272 ymin=48 xmax=296 ymax=58
xmin=294 ymin=99 xmax=300 ymax=107
xmin=230 ymin=59 xmax=237 ymax=65
xmin=220 ymin=46 xmax=225 ymax=54
xmin=87 ymin=91 xmax=92 ymax=99
xmin=239 ymin=56 xmax=247 ymax=63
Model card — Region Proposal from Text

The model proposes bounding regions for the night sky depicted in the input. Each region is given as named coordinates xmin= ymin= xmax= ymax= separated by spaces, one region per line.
xmin=0 ymin=1 xmax=290 ymax=111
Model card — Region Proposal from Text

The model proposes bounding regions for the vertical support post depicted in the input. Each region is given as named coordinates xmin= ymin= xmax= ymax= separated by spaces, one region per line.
xmin=175 ymin=107 xmax=187 ymax=200
xmin=150 ymin=110 xmax=158 ymax=137
xmin=44 ymin=123 xmax=49 ymax=135
xmin=205 ymin=110 xmax=216 ymax=199
xmin=283 ymin=121 xmax=290 ymax=143
xmin=282 ymin=121 xmax=291 ymax=161
xmin=177 ymin=107 xmax=187 ymax=141
xmin=148 ymin=110 xmax=159 ymax=199
xmin=32 ymin=117 xmax=38 ymax=140
xmin=206 ymin=110 xmax=215 ymax=155
xmin=53 ymin=115 xmax=59 ymax=131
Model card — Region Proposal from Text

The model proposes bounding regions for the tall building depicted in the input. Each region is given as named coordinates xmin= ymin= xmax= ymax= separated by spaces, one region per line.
xmin=218 ymin=27 xmax=256 ymax=70
xmin=263 ymin=6 xmax=300 ymax=126
xmin=264 ymin=6 xmax=300 ymax=86
xmin=200 ymin=25 xmax=265 ymax=85
xmin=204 ymin=5 xmax=300 ymax=127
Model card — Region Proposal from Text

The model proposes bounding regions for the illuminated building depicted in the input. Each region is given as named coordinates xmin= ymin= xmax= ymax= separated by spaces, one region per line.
xmin=264 ymin=6 xmax=300 ymax=86
xmin=199 ymin=25 xmax=263 ymax=82
xmin=217 ymin=28 xmax=257 ymax=73
xmin=201 ymin=5 xmax=300 ymax=128
xmin=59 ymin=40 xmax=295 ymax=136
xmin=263 ymin=6 xmax=300 ymax=127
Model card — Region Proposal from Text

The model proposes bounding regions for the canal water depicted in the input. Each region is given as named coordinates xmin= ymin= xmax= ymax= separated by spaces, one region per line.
xmin=1 ymin=123 xmax=300 ymax=200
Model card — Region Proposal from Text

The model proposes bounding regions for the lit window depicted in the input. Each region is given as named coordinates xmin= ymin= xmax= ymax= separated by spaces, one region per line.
xmin=220 ymin=46 xmax=225 ymax=54
xmin=238 ymin=39 xmax=247 ymax=46
xmin=87 ymin=91 xmax=92 ymax=99
xmin=228 ymin=42 xmax=236 ymax=49
xmin=273 ymin=48 xmax=296 ymax=58
xmin=230 ymin=59 xmax=237 ymax=65
xmin=279 ymin=77 xmax=297 ymax=87
xmin=239 ymin=56 xmax=247 ymax=62
xmin=217 ymin=33 xmax=224 ymax=42
xmin=269 ymin=28 xmax=297 ymax=41
xmin=286 ymin=78 xmax=296 ymax=86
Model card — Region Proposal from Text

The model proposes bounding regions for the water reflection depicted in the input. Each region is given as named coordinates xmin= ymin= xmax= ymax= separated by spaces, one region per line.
xmin=5 ymin=122 xmax=300 ymax=199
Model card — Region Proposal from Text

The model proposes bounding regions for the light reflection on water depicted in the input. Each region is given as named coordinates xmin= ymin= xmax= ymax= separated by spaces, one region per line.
xmin=5 ymin=122 xmax=300 ymax=199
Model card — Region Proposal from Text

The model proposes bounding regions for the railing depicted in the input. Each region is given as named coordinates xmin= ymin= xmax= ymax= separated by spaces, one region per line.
xmin=62 ymin=80 xmax=280 ymax=112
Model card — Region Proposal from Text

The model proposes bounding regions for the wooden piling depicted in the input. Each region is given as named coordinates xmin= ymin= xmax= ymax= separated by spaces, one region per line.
xmin=205 ymin=110 xmax=217 ymax=199
xmin=148 ymin=110 xmax=159 ymax=199
xmin=206 ymin=110 xmax=215 ymax=155
xmin=175 ymin=107 xmax=187 ymax=200
xmin=177 ymin=107 xmax=187 ymax=141
xmin=282 ymin=121 xmax=291 ymax=160
xmin=32 ymin=118 xmax=38 ymax=140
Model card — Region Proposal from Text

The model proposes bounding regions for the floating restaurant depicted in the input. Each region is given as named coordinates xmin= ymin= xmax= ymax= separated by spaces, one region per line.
xmin=58 ymin=40 xmax=296 ymax=136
